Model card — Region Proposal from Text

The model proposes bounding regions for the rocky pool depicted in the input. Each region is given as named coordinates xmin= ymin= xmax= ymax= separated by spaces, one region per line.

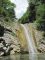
xmin=0 ymin=54 xmax=45 ymax=60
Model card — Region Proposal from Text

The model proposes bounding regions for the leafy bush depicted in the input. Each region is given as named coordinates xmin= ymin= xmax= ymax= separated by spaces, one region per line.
xmin=35 ymin=4 xmax=45 ymax=31
xmin=19 ymin=10 xmax=30 ymax=24
xmin=36 ymin=4 xmax=45 ymax=19
xmin=0 ymin=0 xmax=16 ymax=21
xmin=35 ymin=18 xmax=45 ymax=31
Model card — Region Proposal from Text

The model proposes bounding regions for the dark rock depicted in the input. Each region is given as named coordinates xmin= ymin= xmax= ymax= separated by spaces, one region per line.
xmin=0 ymin=48 xmax=5 ymax=52
xmin=0 ymin=38 xmax=6 ymax=46
xmin=0 ymin=25 xmax=4 ymax=37
xmin=37 ymin=48 xmax=42 ymax=53
xmin=4 ymin=28 xmax=12 ymax=33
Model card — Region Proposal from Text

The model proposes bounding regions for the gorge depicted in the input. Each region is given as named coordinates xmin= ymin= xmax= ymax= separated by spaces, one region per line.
xmin=0 ymin=0 xmax=45 ymax=60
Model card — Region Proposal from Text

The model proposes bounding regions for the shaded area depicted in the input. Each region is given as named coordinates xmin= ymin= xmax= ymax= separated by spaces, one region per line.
xmin=0 ymin=25 xmax=4 ymax=37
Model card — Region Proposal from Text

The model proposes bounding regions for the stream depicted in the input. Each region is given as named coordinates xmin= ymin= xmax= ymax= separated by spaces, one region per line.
xmin=21 ymin=24 xmax=37 ymax=53
xmin=0 ymin=54 xmax=45 ymax=60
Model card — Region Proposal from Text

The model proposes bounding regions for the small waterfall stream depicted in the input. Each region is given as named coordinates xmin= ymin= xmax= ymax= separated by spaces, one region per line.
xmin=21 ymin=24 xmax=38 ymax=60
xmin=21 ymin=24 xmax=37 ymax=53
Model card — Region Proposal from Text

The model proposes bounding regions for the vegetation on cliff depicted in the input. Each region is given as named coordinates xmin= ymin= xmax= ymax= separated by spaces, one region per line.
xmin=18 ymin=0 xmax=45 ymax=53
xmin=0 ymin=0 xmax=45 ymax=55
xmin=19 ymin=0 xmax=45 ymax=31
xmin=0 ymin=0 xmax=16 ymax=22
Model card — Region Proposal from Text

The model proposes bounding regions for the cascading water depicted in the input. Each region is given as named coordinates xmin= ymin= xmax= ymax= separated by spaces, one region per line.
xmin=21 ymin=24 xmax=37 ymax=53
xmin=21 ymin=24 xmax=38 ymax=60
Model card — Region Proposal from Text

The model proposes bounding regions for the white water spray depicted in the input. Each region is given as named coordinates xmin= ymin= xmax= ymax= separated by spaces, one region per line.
xmin=21 ymin=24 xmax=38 ymax=60
xmin=21 ymin=24 xmax=37 ymax=53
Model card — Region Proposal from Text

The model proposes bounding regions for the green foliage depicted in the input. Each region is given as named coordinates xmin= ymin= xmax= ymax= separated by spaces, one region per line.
xmin=35 ymin=3 xmax=45 ymax=31
xmin=28 ymin=2 xmax=36 ymax=22
xmin=19 ymin=0 xmax=45 ymax=31
xmin=0 ymin=0 xmax=16 ymax=21
xmin=4 ymin=17 xmax=10 ymax=22
xmin=19 ymin=10 xmax=30 ymax=24
xmin=35 ymin=18 xmax=45 ymax=31
xmin=19 ymin=0 xmax=36 ymax=23
xmin=36 ymin=4 xmax=45 ymax=19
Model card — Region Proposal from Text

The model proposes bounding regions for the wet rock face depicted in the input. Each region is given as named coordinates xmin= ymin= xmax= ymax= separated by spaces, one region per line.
xmin=0 ymin=25 xmax=20 ymax=56
xmin=33 ymin=28 xmax=45 ymax=53
xmin=0 ymin=38 xmax=13 ymax=56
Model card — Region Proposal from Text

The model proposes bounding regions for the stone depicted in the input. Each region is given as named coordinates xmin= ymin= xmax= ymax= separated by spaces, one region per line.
xmin=10 ymin=50 xmax=15 ymax=55
xmin=0 ymin=52 xmax=4 ymax=56
xmin=0 ymin=43 xmax=4 ymax=48
xmin=3 ymin=47 xmax=7 ymax=50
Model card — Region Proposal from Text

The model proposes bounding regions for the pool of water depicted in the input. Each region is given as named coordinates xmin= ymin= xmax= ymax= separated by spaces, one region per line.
xmin=0 ymin=54 xmax=45 ymax=60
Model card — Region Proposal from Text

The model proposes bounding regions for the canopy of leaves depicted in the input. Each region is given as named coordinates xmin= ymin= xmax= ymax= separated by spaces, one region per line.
xmin=0 ymin=0 xmax=16 ymax=21
xmin=19 ymin=0 xmax=36 ymax=23
xmin=19 ymin=0 xmax=45 ymax=31
xmin=35 ymin=3 xmax=45 ymax=31
xmin=36 ymin=4 xmax=45 ymax=19
xmin=19 ymin=10 xmax=30 ymax=24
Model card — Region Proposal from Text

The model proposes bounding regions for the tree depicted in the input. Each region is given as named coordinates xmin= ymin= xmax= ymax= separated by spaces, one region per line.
xmin=35 ymin=3 xmax=45 ymax=31
xmin=28 ymin=2 xmax=36 ymax=22
xmin=19 ymin=9 xmax=30 ymax=23
xmin=19 ymin=0 xmax=36 ymax=23
xmin=19 ymin=0 xmax=45 ymax=32
xmin=0 ymin=0 xmax=16 ymax=21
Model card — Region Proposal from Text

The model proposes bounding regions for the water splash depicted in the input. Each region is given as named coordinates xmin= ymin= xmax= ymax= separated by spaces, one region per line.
xmin=21 ymin=24 xmax=37 ymax=53
xmin=21 ymin=24 xmax=38 ymax=60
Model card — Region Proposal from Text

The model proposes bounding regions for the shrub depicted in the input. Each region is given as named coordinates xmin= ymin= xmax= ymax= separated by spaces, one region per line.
xmin=35 ymin=19 xmax=45 ymax=31
xmin=4 ymin=17 xmax=9 ymax=22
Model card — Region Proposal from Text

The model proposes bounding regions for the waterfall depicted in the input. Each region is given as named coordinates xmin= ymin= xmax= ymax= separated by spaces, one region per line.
xmin=21 ymin=24 xmax=38 ymax=60
xmin=21 ymin=24 xmax=37 ymax=53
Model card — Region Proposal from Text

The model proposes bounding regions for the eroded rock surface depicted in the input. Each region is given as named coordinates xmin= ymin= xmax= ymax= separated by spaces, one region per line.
xmin=0 ymin=25 xmax=20 ymax=56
